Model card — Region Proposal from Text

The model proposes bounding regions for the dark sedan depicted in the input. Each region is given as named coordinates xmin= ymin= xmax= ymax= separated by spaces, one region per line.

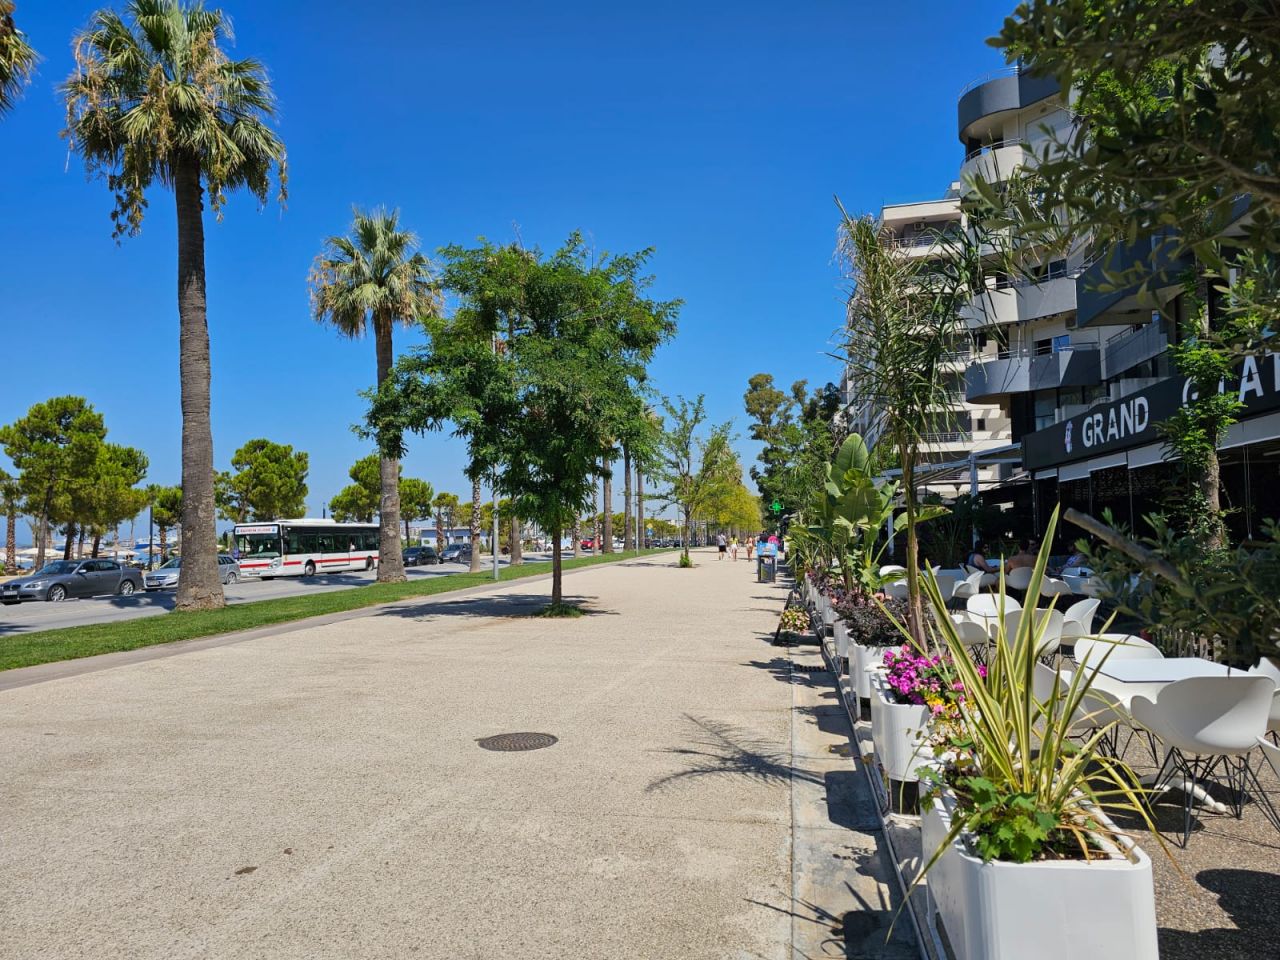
xmin=1 ymin=558 xmax=144 ymax=604
xmin=402 ymin=545 xmax=442 ymax=566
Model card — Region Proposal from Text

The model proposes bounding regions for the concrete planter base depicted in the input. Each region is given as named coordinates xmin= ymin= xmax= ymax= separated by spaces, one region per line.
xmin=869 ymin=673 xmax=932 ymax=814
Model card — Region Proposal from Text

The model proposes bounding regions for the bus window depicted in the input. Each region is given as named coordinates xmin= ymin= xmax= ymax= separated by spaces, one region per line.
xmin=362 ymin=531 xmax=379 ymax=551
xmin=317 ymin=533 xmax=338 ymax=554
xmin=236 ymin=533 xmax=281 ymax=558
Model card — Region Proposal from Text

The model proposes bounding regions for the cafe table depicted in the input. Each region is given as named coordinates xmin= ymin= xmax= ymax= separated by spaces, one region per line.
xmin=1089 ymin=656 xmax=1240 ymax=813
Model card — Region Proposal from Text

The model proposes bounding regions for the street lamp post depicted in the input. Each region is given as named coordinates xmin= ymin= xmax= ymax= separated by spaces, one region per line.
xmin=492 ymin=475 xmax=500 ymax=581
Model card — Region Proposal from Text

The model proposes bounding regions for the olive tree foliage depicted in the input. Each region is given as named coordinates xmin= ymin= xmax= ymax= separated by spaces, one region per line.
xmin=63 ymin=0 xmax=287 ymax=611
xmin=366 ymin=234 xmax=677 ymax=610
xmin=837 ymin=209 xmax=977 ymax=643
xmin=0 ymin=0 xmax=37 ymax=115
xmin=650 ymin=395 xmax=737 ymax=567
xmin=980 ymin=0 xmax=1280 ymax=550
xmin=215 ymin=438 xmax=309 ymax=523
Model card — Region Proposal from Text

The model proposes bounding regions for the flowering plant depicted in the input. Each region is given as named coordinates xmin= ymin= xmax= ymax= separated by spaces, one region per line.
xmin=881 ymin=645 xmax=985 ymax=717
xmin=835 ymin=592 xmax=909 ymax=646
xmin=778 ymin=607 xmax=810 ymax=636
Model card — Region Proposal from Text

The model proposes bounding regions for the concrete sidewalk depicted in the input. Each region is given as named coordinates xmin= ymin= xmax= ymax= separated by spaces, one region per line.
xmin=0 ymin=550 xmax=912 ymax=960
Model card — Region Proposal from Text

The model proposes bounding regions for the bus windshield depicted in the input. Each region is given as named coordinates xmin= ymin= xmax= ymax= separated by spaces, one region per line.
xmin=236 ymin=533 xmax=282 ymax=559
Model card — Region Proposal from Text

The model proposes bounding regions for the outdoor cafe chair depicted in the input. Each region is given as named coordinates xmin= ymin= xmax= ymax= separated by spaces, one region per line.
xmin=1040 ymin=576 xmax=1073 ymax=600
xmin=933 ymin=573 xmax=958 ymax=605
xmin=951 ymin=569 xmax=986 ymax=603
xmin=1248 ymin=657 xmax=1280 ymax=743
xmin=1129 ymin=675 xmax=1278 ymax=846
xmin=1061 ymin=597 xmax=1102 ymax=642
xmin=1004 ymin=607 xmax=1065 ymax=662
xmin=1073 ymin=634 xmax=1163 ymax=671
xmin=1004 ymin=566 xmax=1034 ymax=594
xmin=1258 ymin=738 xmax=1280 ymax=830
xmin=879 ymin=564 xmax=906 ymax=578
xmin=966 ymin=593 xmax=1020 ymax=640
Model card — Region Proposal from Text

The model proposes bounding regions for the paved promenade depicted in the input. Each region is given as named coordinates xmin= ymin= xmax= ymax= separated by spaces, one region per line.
xmin=0 ymin=551 xmax=911 ymax=960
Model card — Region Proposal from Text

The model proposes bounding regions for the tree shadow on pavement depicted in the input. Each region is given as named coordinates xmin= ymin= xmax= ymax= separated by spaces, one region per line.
xmin=646 ymin=713 xmax=823 ymax=791
xmin=1157 ymin=869 xmax=1280 ymax=960
xmin=372 ymin=593 xmax=617 ymax=621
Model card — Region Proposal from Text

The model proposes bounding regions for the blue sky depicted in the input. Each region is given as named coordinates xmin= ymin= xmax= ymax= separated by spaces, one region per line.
xmin=0 ymin=0 xmax=1012 ymax=528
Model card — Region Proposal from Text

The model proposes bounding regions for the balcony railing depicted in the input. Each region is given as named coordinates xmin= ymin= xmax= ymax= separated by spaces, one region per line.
xmin=958 ymin=65 xmax=1020 ymax=98
xmin=922 ymin=431 xmax=974 ymax=444
xmin=963 ymin=138 xmax=1025 ymax=162
xmin=884 ymin=229 xmax=962 ymax=249
xmin=1104 ymin=322 xmax=1168 ymax=377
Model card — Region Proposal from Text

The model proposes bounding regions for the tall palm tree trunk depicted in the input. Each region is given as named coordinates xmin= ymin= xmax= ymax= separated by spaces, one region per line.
xmin=173 ymin=156 xmax=224 ymax=611
xmin=4 ymin=507 xmax=16 ymax=575
xmin=469 ymin=476 xmax=482 ymax=572
xmin=602 ymin=464 xmax=613 ymax=553
xmin=623 ymin=447 xmax=633 ymax=551
xmin=373 ymin=313 xmax=406 ymax=583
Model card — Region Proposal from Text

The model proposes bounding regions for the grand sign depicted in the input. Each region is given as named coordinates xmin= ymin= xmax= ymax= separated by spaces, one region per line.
xmin=1023 ymin=352 xmax=1280 ymax=471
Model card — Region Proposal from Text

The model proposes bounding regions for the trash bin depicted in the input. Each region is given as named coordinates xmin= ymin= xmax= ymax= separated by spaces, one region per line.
xmin=759 ymin=556 xmax=777 ymax=583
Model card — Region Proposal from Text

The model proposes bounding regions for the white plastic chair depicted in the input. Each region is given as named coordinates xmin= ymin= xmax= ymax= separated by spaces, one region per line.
xmin=952 ymin=569 xmax=985 ymax=602
xmin=1249 ymin=657 xmax=1280 ymax=742
xmin=1061 ymin=597 xmax=1101 ymax=641
xmin=1040 ymin=577 xmax=1073 ymax=600
xmin=951 ymin=616 xmax=990 ymax=664
xmin=1004 ymin=567 xmax=1033 ymax=593
xmin=933 ymin=574 xmax=957 ymax=605
xmin=966 ymin=593 xmax=1020 ymax=639
xmin=1005 ymin=607 xmax=1065 ymax=660
xmin=879 ymin=564 xmax=906 ymax=578
xmin=1130 ymin=675 xmax=1278 ymax=845
xmin=884 ymin=580 xmax=909 ymax=600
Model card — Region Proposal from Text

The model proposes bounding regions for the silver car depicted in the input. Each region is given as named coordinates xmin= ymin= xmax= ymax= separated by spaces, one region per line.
xmin=143 ymin=555 xmax=240 ymax=591
xmin=1 ymin=558 xmax=144 ymax=604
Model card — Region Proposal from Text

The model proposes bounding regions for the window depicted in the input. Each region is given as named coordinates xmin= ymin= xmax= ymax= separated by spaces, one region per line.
xmin=976 ymin=418 xmax=986 ymax=431
xmin=362 ymin=531 xmax=379 ymax=551
xmin=317 ymin=534 xmax=337 ymax=554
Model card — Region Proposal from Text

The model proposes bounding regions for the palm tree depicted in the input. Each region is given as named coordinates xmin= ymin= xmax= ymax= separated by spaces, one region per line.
xmin=310 ymin=207 xmax=440 ymax=583
xmin=0 ymin=1 xmax=36 ymax=116
xmin=63 ymin=0 xmax=286 ymax=611
xmin=0 ymin=469 xmax=20 ymax=575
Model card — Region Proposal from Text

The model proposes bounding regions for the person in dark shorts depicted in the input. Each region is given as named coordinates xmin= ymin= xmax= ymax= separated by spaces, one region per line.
xmin=716 ymin=532 xmax=727 ymax=559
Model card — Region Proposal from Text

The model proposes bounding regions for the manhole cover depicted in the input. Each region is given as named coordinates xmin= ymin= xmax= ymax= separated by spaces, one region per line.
xmin=476 ymin=732 xmax=558 ymax=752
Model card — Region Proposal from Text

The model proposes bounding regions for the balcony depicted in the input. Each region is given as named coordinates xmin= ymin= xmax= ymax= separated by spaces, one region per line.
xmin=1103 ymin=322 xmax=1168 ymax=378
xmin=960 ymin=274 xmax=1078 ymax=328
xmin=965 ymin=344 xmax=1101 ymax=403
xmin=1076 ymin=232 xmax=1188 ymax=327
xmin=958 ymin=67 xmax=1060 ymax=142
xmin=959 ymin=139 xmax=1027 ymax=186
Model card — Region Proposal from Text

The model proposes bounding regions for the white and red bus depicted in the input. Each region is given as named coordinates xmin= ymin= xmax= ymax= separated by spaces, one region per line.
xmin=233 ymin=520 xmax=381 ymax=578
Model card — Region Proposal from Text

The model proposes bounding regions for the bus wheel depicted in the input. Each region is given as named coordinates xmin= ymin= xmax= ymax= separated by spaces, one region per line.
xmin=304 ymin=561 xmax=316 ymax=577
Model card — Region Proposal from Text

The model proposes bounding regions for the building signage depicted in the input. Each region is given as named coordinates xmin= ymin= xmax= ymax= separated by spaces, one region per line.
xmin=1024 ymin=352 xmax=1280 ymax=471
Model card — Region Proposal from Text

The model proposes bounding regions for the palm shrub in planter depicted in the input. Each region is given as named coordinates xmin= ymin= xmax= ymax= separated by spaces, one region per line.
xmin=912 ymin=510 xmax=1163 ymax=960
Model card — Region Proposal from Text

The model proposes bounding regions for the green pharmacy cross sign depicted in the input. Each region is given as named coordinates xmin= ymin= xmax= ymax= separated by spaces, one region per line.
xmin=769 ymin=500 xmax=783 ymax=514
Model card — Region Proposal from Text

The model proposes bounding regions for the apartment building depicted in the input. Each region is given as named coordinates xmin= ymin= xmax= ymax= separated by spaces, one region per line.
xmin=840 ymin=62 xmax=1280 ymax=540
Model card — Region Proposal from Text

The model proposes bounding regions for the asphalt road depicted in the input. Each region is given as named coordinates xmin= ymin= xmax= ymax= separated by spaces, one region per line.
xmin=0 ymin=554 xmax=556 ymax=636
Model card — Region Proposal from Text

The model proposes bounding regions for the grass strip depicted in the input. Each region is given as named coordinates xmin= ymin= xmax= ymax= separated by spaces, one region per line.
xmin=0 ymin=550 xmax=670 ymax=673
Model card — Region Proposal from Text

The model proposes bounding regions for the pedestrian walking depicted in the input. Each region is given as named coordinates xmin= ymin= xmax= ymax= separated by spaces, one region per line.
xmin=730 ymin=535 xmax=739 ymax=561
xmin=716 ymin=531 xmax=727 ymax=559
xmin=745 ymin=537 xmax=754 ymax=561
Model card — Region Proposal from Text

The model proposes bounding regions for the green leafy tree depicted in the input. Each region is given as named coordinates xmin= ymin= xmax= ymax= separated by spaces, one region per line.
xmin=743 ymin=374 xmax=842 ymax=520
xmin=63 ymin=0 xmax=286 ymax=610
xmin=77 ymin=443 xmax=149 ymax=557
xmin=0 ymin=396 xmax=105 ymax=569
xmin=327 ymin=454 xmax=385 ymax=523
xmin=651 ymin=395 xmax=737 ymax=567
xmin=431 ymin=491 xmax=459 ymax=554
xmin=0 ymin=469 xmax=20 ymax=574
xmin=310 ymin=207 xmax=442 ymax=583
xmin=147 ymin=484 xmax=182 ymax=563
xmin=217 ymin=439 xmax=308 ymax=522
xmin=0 ymin=1 xmax=36 ymax=115
xmin=367 ymin=234 xmax=677 ymax=608
xmin=398 ymin=477 xmax=434 ymax=544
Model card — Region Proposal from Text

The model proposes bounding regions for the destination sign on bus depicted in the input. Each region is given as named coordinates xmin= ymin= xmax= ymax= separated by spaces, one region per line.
xmin=236 ymin=524 xmax=279 ymax=535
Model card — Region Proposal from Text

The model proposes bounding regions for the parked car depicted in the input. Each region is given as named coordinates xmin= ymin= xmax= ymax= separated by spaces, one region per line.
xmin=441 ymin=544 xmax=472 ymax=564
xmin=143 ymin=555 xmax=240 ymax=591
xmin=1 ymin=558 xmax=144 ymax=604
xmin=402 ymin=545 xmax=442 ymax=566
xmin=579 ymin=537 xmax=596 ymax=551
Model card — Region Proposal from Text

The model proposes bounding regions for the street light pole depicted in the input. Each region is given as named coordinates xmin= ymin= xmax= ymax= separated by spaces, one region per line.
xmin=492 ymin=475 xmax=500 ymax=581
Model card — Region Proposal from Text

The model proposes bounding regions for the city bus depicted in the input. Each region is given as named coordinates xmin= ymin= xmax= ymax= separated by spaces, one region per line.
xmin=232 ymin=520 xmax=381 ymax=578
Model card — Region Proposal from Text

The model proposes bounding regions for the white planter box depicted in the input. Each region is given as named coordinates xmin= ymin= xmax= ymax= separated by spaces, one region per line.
xmin=832 ymin=619 xmax=850 ymax=661
xmin=921 ymin=788 xmax=1158 ymax=960
xmin=869 ymin=673 xmax=932 ymax=785
xmin=851 ymin=641 xmax=894 ymax=701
